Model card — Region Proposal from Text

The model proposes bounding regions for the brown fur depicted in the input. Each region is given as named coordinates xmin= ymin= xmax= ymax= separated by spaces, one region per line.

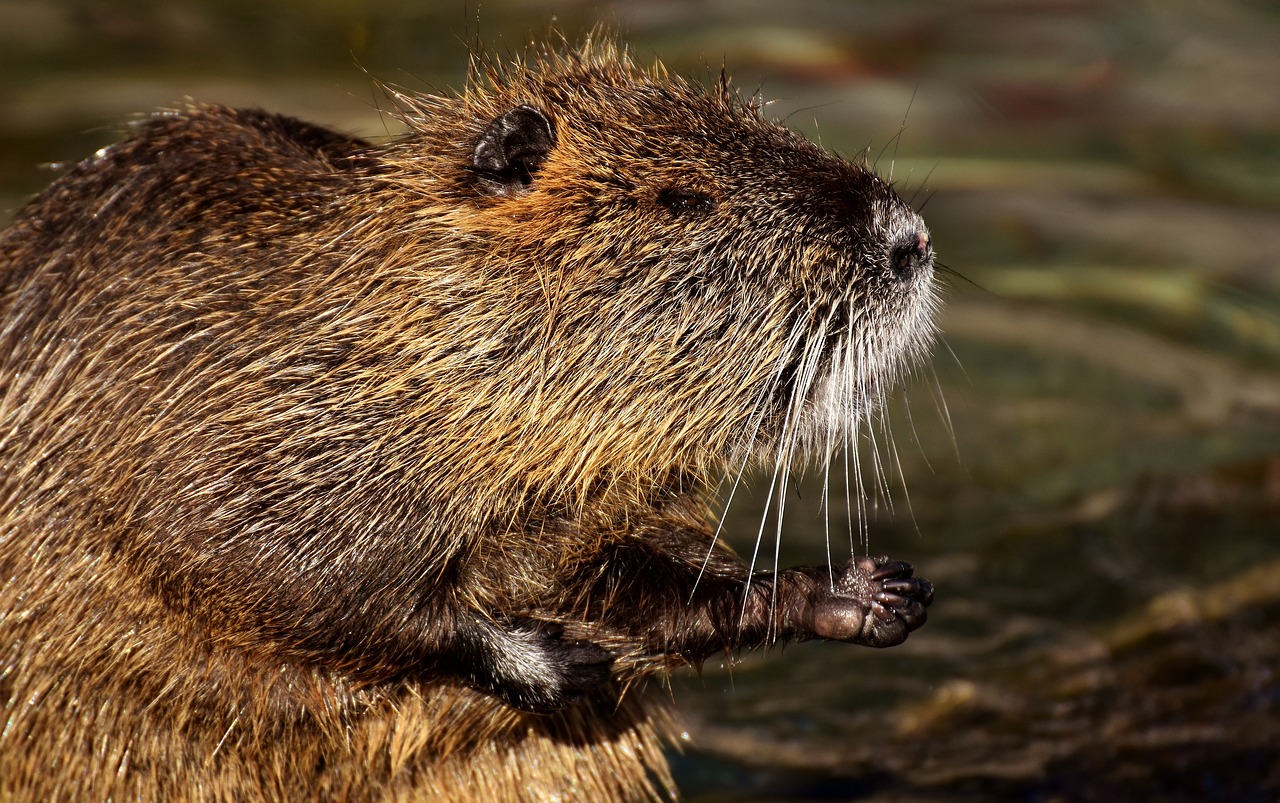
xmin=0 ymin=37 xmax=938 ymax=801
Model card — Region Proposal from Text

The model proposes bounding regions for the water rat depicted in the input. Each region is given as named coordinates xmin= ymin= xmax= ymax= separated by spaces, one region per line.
xmin=0 ymin=37 xmax=937 ymax=801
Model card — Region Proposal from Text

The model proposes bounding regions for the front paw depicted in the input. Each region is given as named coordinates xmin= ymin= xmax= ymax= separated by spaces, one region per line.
xmin=533 ymin=623 xmax=615 ymax=708
xmin=810 ymin=556 xmax=934 ymax=647
xmin=468 ymin=620 xmax=613 ymax=714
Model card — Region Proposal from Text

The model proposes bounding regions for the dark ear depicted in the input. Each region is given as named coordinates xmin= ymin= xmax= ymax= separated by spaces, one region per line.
xmin=471 ymin=105 xmax=556 ymax=196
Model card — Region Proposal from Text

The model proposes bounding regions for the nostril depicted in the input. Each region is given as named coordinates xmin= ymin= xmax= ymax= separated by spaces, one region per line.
xmin=890 ymin=230 xmax=932 ymax=280
xmin=913 ymin=230 xmax=931 ymax=259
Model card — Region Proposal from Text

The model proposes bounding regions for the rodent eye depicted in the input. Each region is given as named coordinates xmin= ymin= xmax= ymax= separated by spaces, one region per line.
xmin=657 ymin=187 xmax=716 ymax=216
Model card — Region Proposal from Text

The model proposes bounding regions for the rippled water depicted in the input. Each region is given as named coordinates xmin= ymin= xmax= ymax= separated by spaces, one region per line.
xmin=3 ymin=2 xmax=1278 ymax=800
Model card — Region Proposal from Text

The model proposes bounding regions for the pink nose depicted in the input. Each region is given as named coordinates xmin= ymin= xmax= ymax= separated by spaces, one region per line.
xmin=914 ymin=230 xmax=931 ymax=258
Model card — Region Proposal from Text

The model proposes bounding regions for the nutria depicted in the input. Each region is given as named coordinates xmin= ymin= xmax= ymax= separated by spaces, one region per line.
xmin=0 ymin=37 xmax=937 ymax=801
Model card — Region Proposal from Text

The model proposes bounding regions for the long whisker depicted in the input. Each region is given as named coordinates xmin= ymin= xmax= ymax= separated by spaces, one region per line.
xmin=744 ymin=389 xmax=799 ymax=632
xmin=841 ymin=304 xmax=860 ymax=556
xmin=875 ymin=82 xmax=919 ymax=182
xmin=925 ymin=360 xmax=959 ymax=458
xmin=908 ymin=161 xmax=941 ymax=209
xmin=820 ymin=336 xmax=840 ymax=584
xmin=882 ymin=398 xmax=920 ymax=537
xmin=696 ymin=303 xmax=807 ymax=601
xmin=864 ymin=409 xmax=892 ymax=519
xmin=769 ymin=311 xmax=828 ymax=638
xmin=747 ymin=307 xmax=819 ymax=635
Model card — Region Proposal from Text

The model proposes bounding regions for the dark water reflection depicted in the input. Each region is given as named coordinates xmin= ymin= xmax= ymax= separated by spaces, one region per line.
xmin=2 ymin=1 xmax=1278 ymax=800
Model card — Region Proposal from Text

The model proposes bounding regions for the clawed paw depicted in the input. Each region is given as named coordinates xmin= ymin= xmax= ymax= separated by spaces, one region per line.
xmin=811 ymin=556 xmax=934 ymax=648
xmin=537 ymin=623 xmax=614 ymax=704
xmin=469 ymin=619 xmax=613 ymax=714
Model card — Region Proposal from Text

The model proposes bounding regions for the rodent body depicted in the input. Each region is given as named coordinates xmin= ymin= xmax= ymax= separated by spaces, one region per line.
xmin=0 ymin=39 xmax=937 ymax=801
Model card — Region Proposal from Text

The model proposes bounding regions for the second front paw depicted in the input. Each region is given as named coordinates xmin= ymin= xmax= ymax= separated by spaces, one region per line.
xmin=465 ymin=619 xmax=614 ymax=714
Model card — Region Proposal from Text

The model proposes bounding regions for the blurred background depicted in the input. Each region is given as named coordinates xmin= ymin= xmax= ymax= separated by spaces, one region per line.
xmin=2 ymin=1 xmax=1278 ymax=801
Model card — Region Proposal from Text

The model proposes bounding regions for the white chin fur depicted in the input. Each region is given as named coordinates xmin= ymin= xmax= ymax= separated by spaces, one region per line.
xmin=787 ymin=293 xmax=939 ymax=470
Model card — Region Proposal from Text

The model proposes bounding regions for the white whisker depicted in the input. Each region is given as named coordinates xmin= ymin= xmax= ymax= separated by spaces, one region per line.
xmin=768 ymin=311 xmax=827 ymax=637
xmin=733 ymin=310 xmax=810 ymax=629
xmin=695 ymin=302 xmax=807 ymax=603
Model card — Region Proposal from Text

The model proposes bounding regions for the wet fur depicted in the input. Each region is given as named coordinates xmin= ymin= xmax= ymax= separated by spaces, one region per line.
xmin=0 ymin=38 xmax=936 ymax=801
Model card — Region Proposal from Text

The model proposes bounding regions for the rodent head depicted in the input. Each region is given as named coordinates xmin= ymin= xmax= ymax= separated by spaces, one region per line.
xmin=381 ymin=40 xmax=937 ymax=498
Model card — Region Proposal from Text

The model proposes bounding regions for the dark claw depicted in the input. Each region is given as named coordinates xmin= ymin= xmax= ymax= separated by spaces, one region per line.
xmin=869 ymin=560 xmax=913 ymax=580
xmin=875 ymin=591 xmax=910 ymax=608
xmin=882 ymin=578 xmax=922 ymax=594
xmin=919 ymin=579 xmax=935 ymax=606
